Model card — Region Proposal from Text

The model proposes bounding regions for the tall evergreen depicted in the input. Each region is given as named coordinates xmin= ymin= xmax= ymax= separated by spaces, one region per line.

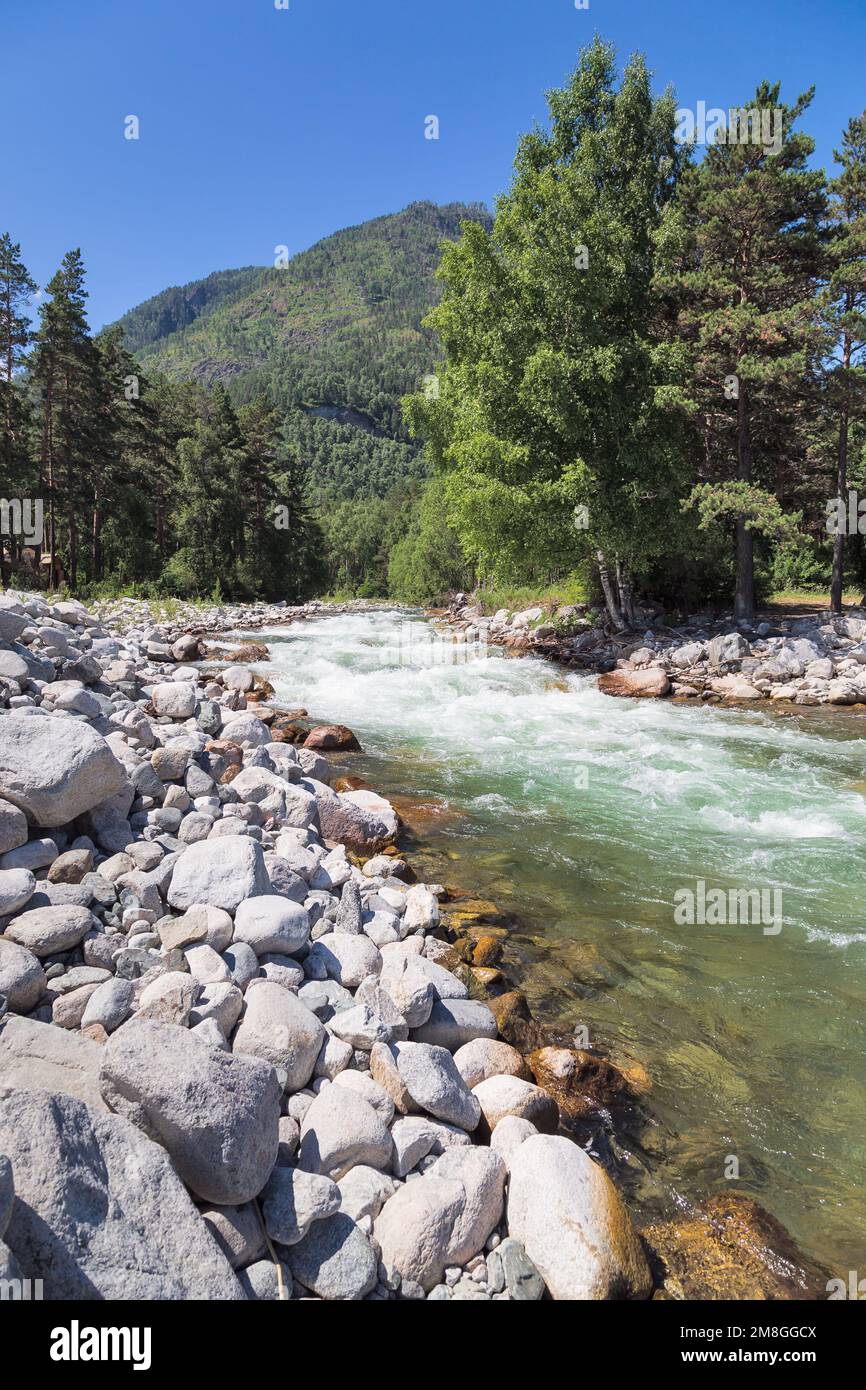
xmin=672 ymin=84 xmax=828 ymax=621
xmin=826 ymin=113 xmax=866 ymax=612
xmin=0 ymin=234 xmax=37 ymax=575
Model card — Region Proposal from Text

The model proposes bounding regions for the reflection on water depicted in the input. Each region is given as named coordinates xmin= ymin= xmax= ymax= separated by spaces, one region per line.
xmin=249 ymin=609 xmax=866 ymax=1272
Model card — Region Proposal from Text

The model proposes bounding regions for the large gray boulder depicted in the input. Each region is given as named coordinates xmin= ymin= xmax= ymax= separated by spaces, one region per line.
xmin=0 ymin=938 xmax=45 ymax=1014
xmin=99 ymin=1020 xmax=281 ymax=1205
xmin=0 ymin=1015 xmax=106 ymax=1108
xmin=411 ymin=997 xmax=498 ymax=1050
xmin=298 ymin=1085 xmax=393 ymax=1179
xmin=374 ymin=1175 xmax=466 ymax=1291
xmin=288 ymin=1212 xmax=378 ymax=1301
xmin=3 ymin=904 xmax=95 ymax=957
xmin=233 ymin=895 xmax=309 ymax=956
xmin=0 ymin=713 xmax=127 ymax=826
xmin=390 ymin=1041 xmax=481 ymax=1131
xmin=0 ymin=799 xmax=28 ymax=856
xmin=261 ymin=1165 xmax=340 ymax=1246
xmin=506 ymin=1134 xmax=652 ymax=1300
xmin=167 ymin=836 xmax=271 ymax=912
xmin=232 ymin=980 xmax=324 ymax=1091
xmin=0 ymin=1086 xmax=242 ymax=1299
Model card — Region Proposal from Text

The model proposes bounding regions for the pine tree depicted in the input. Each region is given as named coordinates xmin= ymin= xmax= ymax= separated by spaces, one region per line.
xmin=0 ymin=234 xmax=37 ymax=577
xmin=826 ymin=113 xmax=866 ymax=612
xmin=673 ymin=85 xmax=828 ymax=621
xmin=32 ymin=250 xmax=98 ymax=588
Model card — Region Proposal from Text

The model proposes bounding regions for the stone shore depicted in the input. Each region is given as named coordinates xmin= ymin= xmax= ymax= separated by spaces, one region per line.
xmin=445 ymin=595 xmax=866 ymax=709
xmin=0 ymin=589 xmax=827 ymax=1300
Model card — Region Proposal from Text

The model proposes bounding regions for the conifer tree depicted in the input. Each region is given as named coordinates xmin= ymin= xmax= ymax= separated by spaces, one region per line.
xmin=673 ymin=85 xmax=827 ymax=621
xmin=826 ymin=113 xmax=866 ymax=612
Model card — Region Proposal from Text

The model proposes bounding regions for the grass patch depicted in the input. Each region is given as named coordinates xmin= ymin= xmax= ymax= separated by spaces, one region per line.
xmin=472 ymin=575 xmax=589 ymax=617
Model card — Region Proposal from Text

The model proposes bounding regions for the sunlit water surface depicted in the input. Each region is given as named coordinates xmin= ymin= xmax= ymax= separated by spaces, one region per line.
xmin=244 ymin=609 xmax=866 ymax=1272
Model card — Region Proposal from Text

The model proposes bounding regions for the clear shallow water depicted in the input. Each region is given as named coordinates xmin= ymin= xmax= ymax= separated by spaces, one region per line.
xmin=250 ymin=609 xmax=866 ymax=1273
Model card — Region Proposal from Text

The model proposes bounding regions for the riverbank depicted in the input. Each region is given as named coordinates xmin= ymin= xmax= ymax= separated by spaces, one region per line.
xmin=0 ymin=586 xmax=658 ymax=1301
xmin=0 ymin=590 xmax=843 ymax=1298
xmin=444 ymin=593 xmax=866 ymax=711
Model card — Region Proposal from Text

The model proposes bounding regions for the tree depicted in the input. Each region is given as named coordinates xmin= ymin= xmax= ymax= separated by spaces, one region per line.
xmin=825 ymin=113 xmax=866 ymax=612
xmin=31 ymin=250 xmax=99 ymax=587
xmin=164 ymin=384 xmax=243 ymax=595
xmin=673 ymin=84 xmax=828 ymax=621
xmin=0 ymin=234 xmax=37 ymax=577
xmin=405 ymin=38 xmax=694 ymax=628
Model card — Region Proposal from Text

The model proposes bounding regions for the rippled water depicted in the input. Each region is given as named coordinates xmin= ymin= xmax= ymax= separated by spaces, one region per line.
xmin=248 ymin=608 xmax=866 ymax=1273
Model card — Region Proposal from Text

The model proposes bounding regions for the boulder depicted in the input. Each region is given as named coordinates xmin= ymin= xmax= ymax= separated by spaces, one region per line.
xmin=0 ymin=867 xmax=36 ymax=916
xmin=233 ymin=895 xmax=309 ymax=957
xmin=4 ymin=904 xmax=95 ymax=957
xmin=298 ymin=1085 xmax=393 ymax=1179
xmin=0 ymin=799 xmax=28 ymax=855
xmin=426 ymin=1146 xmax=506 ymax=1265
xmin=99 ymin=1020 xmax=281 ymax=1205
xmin=337 ymin=1165 xmax=396 ymax=1223
xmin=597 ymin=667 xmax=671 ymax=699
xmin=0 ymin=714 xmax=127 ymax=826
xmin=288 ymin=1212 xmax=377 ymax=1301
xmin=308 ymin=932 xmax=382 ymax=988
xmin=0 ymin=1015 xmax=106 ymax=1107
xmin=303 ymin=725 xmax=361 ymax=751
xmin=151 ymin=681 xmax=197 ymax=718
xmin=472 ymin=1073 xmax=559 ymax=1134
xmin=412 ymin=997 xmax=497 ymax=1050
xmin=167 ymin=836 xmax=270 ymax=912
xmin=0 ymin=938 xmax=45 ymax=1014
xmin=528 ymin=1046 xmax=632 ymax=1120
xmin=374 ymin=1176 xmax=466 ymax=1291
xmin=232 ymin=980 xmax=325 ymax=1092
xmin=391 ymin=1041 xmax=481 ymax=1131
xmin=261 ymin=1165 xmax=340 ymax=1246
xmin=453 ymin=1037 xmax=531 ymax=1090
xmin=506 ymin=1134 xmax=652 ymax=1300
xmin=0 ymin=1085 xmax=242 ymax=1299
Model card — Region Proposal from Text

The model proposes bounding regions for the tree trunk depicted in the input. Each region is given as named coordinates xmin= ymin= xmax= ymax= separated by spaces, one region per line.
xmin=830 ymin=337 xmax=852 ymax=616
xmin=597 ymin=549 xmax=624 ymax=630
xmin=734 ymin=381 xmax=755 ymax=623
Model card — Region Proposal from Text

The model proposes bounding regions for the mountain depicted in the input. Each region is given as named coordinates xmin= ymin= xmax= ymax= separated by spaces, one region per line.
xmin=114 ymin=202 xmax=491 ymax=504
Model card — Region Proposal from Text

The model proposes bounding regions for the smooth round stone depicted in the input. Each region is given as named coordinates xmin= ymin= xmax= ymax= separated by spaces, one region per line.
xmin=0 ymin=867 xmax=36 ymax=916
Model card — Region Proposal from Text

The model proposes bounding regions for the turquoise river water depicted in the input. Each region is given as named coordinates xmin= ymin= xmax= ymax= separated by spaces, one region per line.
xmin=248 ymin=608 xmax=866 ymax=1275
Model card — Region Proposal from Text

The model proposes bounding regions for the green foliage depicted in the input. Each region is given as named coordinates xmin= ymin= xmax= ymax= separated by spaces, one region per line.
xmin=387 ymin=478 xmax=470 ymax=603
xmin=404 ymin=40 xmax=695 ymax=622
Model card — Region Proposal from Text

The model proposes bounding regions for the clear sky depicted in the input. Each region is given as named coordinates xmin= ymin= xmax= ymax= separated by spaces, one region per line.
xmin=7 ymin=0 xmax=866 ymax=330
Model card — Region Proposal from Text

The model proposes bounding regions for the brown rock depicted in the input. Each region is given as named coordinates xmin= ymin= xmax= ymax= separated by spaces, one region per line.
xmin=472 ymin=935 xmax=503 ymax=967
xmin=598 ymin=667 xmax=671 ymax=699
xmin=528 ymin=1046 xmax=632 ymax=1121
xmin=488 ymin=991 xmax=541 ymax=1050
xmin=47 ymin=848 xmax=94 ymax=885
xmin=304 ymin=724 xmax=361 ymax=752
xmin=205 ymin=740 xmax=243 ymax=763
xmin=81 ymin=1022 xmax=109 ymax=1045
xmin=643 ymin=1192 xmax=829 ymax=1301
xmin=225 ymin=643 xmax=269 ymax=663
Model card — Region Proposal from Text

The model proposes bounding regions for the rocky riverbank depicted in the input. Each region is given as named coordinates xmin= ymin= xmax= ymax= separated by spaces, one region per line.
xmin=0 ymin=589 xmax=827 ymax=1300
xmin=445 ymin=595 xmax=866 ymax=709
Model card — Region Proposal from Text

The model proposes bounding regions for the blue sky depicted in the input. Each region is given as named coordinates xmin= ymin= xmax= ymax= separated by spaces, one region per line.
xmin=7 ymin=0 xmax=866 ymax=329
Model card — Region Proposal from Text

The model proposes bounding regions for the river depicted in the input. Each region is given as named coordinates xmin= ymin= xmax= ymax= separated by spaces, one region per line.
xmin=245 ymin=606 xmax=866 ymax=1275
